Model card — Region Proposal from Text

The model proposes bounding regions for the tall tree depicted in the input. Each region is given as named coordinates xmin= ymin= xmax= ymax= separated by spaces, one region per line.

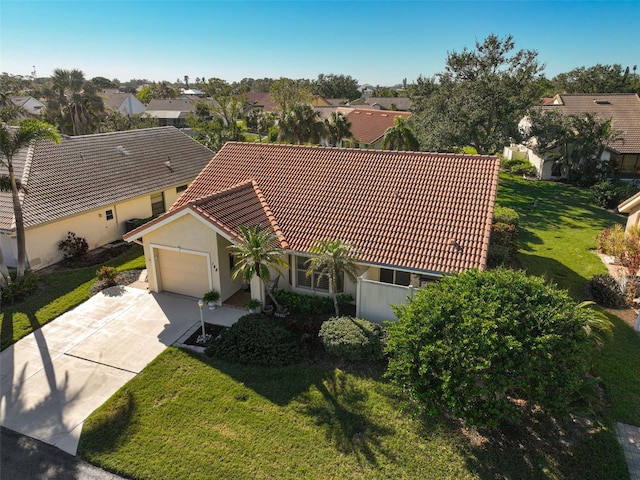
xmin=43 ymin=68 xmax=105 ymax=135
xmin=412 ymin=34 xmax=544 ymax=154
xmin=270 ymin=77 xmax=313 ymax=112
xmin=306 ymin=239 xmax=359 ymax=317
xmin=382 ymin=116 xmax=419 ymax=151
xmin=0 ymin=119 xmax=60 ymax=279
xmin=324 ymin=111 xmax=352 ymax=146
xmin=552 ymin=64 xmax=638 ymax=94
xmin=228 ymin=225 xmax=289 ymax=312
xmin=526 ymin=109 xmax=622 ymax=185
xmin=313 ymin=74 xmax=360 ymax=101
xmin=277 ymin=104 xmax=326 ymax=145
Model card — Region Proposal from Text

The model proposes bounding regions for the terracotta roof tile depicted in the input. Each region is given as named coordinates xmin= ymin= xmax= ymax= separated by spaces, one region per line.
xmin=157 ymin=142 xmax=500 ymax=274
xmin=346 ymin=108 xmax=412 ymax=144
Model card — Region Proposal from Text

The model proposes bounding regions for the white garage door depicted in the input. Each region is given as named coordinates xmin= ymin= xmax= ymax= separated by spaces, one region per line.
xmin=156 ymin=248 xmax=209 ymax=298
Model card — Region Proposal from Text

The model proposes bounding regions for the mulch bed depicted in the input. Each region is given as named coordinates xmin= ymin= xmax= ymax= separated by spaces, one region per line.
xmin=182 ymin=323 xmax=228 ymax=346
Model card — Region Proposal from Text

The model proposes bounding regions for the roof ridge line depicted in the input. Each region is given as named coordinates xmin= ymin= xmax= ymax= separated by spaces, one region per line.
xmin=250 ymin=180 xmax=289 ymax=249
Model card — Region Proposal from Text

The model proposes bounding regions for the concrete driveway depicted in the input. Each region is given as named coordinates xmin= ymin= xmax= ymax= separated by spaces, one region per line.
xmin=0 ymin=285 xmax=244 ymax=455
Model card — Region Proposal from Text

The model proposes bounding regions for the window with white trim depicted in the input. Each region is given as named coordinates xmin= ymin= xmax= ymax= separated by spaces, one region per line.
xmin=295 ymin=256 xmax=332 ymax=293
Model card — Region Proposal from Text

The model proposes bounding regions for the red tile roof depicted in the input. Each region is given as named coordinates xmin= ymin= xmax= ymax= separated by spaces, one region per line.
xmin=127 ymin=143 xmax=500 ymax=274
xmin=346 ymin=109 xmax=412 ymax=145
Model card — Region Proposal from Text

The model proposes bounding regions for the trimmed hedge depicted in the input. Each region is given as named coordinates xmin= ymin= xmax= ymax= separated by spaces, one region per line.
xmin=319 ymin=316 xmax=385 ymax=362
xmin=273 ymin=290 xmax=352 ymax=316
xmin=205 ymin=314 xmax=300 ymax=366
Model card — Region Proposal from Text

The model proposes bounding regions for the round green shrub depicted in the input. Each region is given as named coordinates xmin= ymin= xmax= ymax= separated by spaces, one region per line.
xmin=319 ymin=316 xmax=385 ymax=362
xmin=586 ymin=274 xmax=626 ymax=308
xmin=385 ymin=268 xmax=592 ymax=428
xmin=591 ymin=181 xmax=639 ymax=210
xmin=205 ymin=314 xmax=299 ymax=366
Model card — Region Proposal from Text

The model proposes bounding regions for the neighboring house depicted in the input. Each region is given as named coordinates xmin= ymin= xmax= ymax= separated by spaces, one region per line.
xmin=124 ymin=142 xmax=500 ymax=322
xmin=100 ymin=89 xmax=146 ymax=117
xmin=0 ymin=127 xmax=214 ymax=271
xmin=509 ymin=93 xmax=640 ymax=179
xmin=313 ymin=107 xmax=413 ymax=148
xmin=349 ymin=97 xmax=412 ymax=111
xmin=618 ymin=191 xmax=640 ymax=232
xmin=144 ymin=98 xmax=197 ymax=128
xmin=10 ymin=96 xmax=45 ymax=116
xmin=345 ymin=109 xmax=412 ymax=149
xmin=244 ymin=92 xmax=330 ymax=113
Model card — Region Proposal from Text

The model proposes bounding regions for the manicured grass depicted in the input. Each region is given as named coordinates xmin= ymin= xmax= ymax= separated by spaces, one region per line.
xmin=497 ymin=174 xmax=624 ymax=299
xmin=0 ymin=245 xmax=145 ymax=350
xmin=79 ymin=348 xmax=627 ymax=480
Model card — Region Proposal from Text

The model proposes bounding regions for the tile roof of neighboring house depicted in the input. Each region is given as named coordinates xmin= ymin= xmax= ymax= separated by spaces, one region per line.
xmin=539 ymin=93 xmax=640 ymax=154
xmin=346 ymin=109 xmax=412 ymax=145
xmin=0 ymin=127 xmax=214 ymax=232
xmin=127 ymin=142 xmax=500 ymax=274
xmin=245 ymin=92 xmax=278 ymax=112
xmin=354 ymin=97 xmax=413 ymax=111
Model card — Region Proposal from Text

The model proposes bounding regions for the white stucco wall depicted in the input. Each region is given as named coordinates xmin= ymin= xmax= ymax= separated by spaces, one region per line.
xmin=118 ymin=95 xmax=146 ymax=116
xmin=356 ymin=277 xmax=415 ymax=324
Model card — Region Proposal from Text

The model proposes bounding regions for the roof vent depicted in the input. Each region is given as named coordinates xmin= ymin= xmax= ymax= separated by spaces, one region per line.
xmin=116 ymin=146 xmax=129 ymax=156
xmin=594 ymin=100 xmax=611 ymax=105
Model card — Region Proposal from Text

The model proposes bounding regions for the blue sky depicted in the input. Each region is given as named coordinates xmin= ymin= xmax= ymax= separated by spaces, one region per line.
xmin=1 ymin=1 xmax=638 ymax=86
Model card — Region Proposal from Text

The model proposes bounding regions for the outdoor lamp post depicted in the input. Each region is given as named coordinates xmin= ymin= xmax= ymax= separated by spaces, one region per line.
xmin=197 ymin=299 xmax=206 ymax=343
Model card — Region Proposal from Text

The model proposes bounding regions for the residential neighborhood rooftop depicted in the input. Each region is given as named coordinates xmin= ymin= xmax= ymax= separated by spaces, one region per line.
xmin=128 ymin=142 xmax=500 ymax=274
xmin=0 ymin=127 xmax=214 ymax=232
xmin=540 ymin=93 xmax=640 ymax=154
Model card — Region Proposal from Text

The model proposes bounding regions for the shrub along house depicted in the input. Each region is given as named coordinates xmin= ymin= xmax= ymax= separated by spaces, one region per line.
xmin=0 ymin=127 xmax=214 ymax=271
xmin=124 ymin=143 xmax=500 ymax=322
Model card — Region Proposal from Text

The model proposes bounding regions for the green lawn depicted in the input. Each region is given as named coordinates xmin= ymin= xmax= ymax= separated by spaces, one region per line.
xmin=8 ymin=175 xmax=637 ymax=479
xmin=0 ymin=245 xmax=145 ymax=350
xmin=497 ymin=173 xmax=624 ymax=299
xmin=78 ymin=348 xmax=626 ymax=480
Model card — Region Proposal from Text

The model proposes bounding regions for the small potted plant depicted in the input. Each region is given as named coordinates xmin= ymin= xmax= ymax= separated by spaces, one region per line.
xmin=202 ymin=290 xmax=220 ymax=310
xmin=247 ymin=298 xmax=261 ymax=314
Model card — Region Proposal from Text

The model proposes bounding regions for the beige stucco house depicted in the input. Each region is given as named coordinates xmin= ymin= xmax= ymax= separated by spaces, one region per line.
xmin=124 ymin=142 xmax=500 ymax=323
xmin=0 ymin=127 xmax=214 ymax=271
xmin=510 ymin=93 xmax=640 ymax=180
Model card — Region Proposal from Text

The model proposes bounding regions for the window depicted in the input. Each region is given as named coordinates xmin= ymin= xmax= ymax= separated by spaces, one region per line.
xmin=151 ymin=192 xmax=165 ymax=216
xmin=379 ymin=268 xmax=411 ymax=286
xmin=295 ymin=256 xmax=330 ymax=292
xmin=176 ymin=184 xmax=188 ymax=193
xmin=105 ymin=209 xmax=114 ymax=221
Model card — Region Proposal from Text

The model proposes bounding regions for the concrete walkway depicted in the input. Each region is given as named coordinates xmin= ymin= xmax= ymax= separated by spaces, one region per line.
xmin=0 ymin=285 xmax=244 ymax=455
xmin=616 ymin=423 xmax=640 ymax=479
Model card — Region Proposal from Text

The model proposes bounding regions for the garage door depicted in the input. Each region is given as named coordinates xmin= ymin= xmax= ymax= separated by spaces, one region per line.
xmin=156 ymin=248 xmax=209 ymax=298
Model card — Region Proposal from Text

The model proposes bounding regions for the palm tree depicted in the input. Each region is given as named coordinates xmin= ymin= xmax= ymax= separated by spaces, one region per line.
xmin=382 ymin=116 xmax=420 ymax=151
xmin=43 ymin=68 xmax=104 ymax=135
xmin=306 ymin=239 xmax=359 ymax=316
xmin=324 ymin=111 xmax=352 ymax=147
xmin=228 ymin=225 xmax=289 ymax=312
xmin=0 ymin=119 xmax=60 ymax=280
xmin=278 ymin=104 xmax=326 ymax=145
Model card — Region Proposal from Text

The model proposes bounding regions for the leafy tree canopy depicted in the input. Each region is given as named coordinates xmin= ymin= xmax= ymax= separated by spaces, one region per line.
xmin=312 ymin=74 xmax=360 ymax=101
xmin=385 ymin=268 xmax=606 ymax=428
xmin=270 ymin=77 xmax=313 ymax=112
xmin=411 ymin=34 xmax=544 ymax=154
xmin=525 ymin=109 xmax=622 ymax=186
xmin=551 ymin=64 xmax=639 ymax=94
xmin=90 ymin=76 xmax=119 ymax=89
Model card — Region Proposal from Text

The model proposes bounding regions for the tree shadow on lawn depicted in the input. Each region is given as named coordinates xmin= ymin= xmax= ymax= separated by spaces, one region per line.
xmin=517 ymin=252 xmax=590 ymax=301
xmin=498 ymin=176 xmax=625 ymax=252
xmin=188 ymin=350 xmax=394 ymax=467
xmin=456 ymin=412 xmax=627 ymax=480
